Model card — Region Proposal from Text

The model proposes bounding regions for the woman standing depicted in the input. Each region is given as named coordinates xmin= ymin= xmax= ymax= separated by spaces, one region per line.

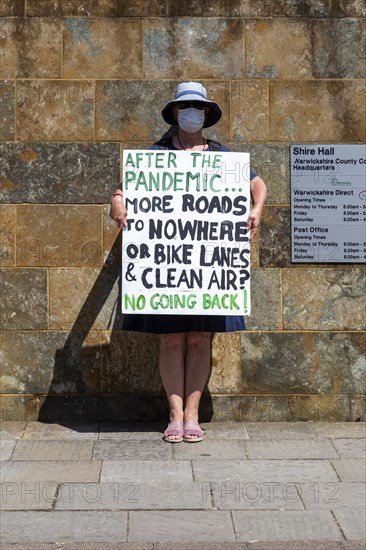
xmin=110 ymin=82 xmax=267 ymax=443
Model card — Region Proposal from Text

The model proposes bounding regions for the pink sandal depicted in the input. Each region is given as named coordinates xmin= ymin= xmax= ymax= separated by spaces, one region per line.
xmin=163 ymin=420 xmax=184 ymax=443
xmin=183 ymin=420 xmax=204 ymax=443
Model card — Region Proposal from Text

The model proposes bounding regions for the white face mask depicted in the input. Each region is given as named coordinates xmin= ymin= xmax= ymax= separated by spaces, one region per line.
xmin=178 ymin=108 xmax=205 ymax=133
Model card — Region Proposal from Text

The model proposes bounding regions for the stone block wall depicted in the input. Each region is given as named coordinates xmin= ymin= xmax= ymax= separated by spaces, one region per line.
xmin=0 ymin=0 xmax=365 ymax=422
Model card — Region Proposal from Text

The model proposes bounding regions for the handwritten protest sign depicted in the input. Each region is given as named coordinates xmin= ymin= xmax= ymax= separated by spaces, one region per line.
xmin=121 ymin=149 xmax=251 ymax=315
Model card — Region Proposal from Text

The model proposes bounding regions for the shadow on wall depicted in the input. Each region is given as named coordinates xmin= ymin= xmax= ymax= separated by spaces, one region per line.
xmin=38 ymin=232 xmax=214 ymax=425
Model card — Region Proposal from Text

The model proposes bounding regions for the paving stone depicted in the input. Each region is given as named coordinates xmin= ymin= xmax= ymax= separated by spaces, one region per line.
xmin=12 ymin=441 xmax=94 ymax=461
xmin=174 ymin=440 xmax=245 ymax=460
xmin=23 ymin=422 xmax=99 ymax=440
xmin=93 ymin=440 xmax=171 ymax=460
xmin=0 ymin=461 xmax=101 ymax=483
xmin=128 ymin=510 xmax=235 ymax=542
xmin=333 ymin=509 xmax=366 ymax=540
xmin=331 ymin=439 xmax=366 ymax=458
xmin=55 ymin=481 xmax=211 ymax=510
xmin=0 ymin=511 xmax=127 ymax=543
xmin=0 ymin=422 xmax=27 ymax=441
xmin=0 ymin=441 xmax=15 ymax=460
xmin=193 ymin=459 xmax=338 ymax=483
xmin=245 ymin=422 xmax=315 ymax=439
xmin=297 ymin=482 xmax=366 ymax=510
xmin=212 ymin=481 xmax=303 ymax=510
xmin=0 ymin=142 xmax=119 ymax=204
xmin=200 ymin=422 xmax=249 ymax=440
xmin=0 ymin=268 xmax=47 ymax=330
xmin=232 ymin=510 xmax=342 ymax=541
xmin=99 ymin=422 xmax=165 ymax=440
xmin=0 ymin=482 xmax=57 ymax=510
xmin=244 ymin=438 xmax=339 ymax=459
xmin=101 ymin=460 xmax=193 ymax=483
xmin=311 ymin=422 xmax=366 ymax=439
xmin=331 ymin=459 xmax=366 ymax=482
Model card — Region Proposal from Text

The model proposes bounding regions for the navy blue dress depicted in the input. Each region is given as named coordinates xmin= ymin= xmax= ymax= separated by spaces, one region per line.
xmin=122 ymin=140 xmax=256 ymax=334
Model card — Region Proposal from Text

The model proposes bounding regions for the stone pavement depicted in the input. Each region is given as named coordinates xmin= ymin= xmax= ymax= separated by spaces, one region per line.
xmin=0 ymin=421 xmax=365 ymax=548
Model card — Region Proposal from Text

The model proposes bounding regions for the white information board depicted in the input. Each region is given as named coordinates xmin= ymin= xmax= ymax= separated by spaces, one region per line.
xmin=121 ymin=149 xmax=251 ymax=315
xmin=291 ymin=144 xmax=366 ymax=263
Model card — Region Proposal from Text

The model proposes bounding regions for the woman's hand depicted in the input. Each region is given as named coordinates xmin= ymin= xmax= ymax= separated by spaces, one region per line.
xmin=246 ymin=203 xmax=263 ymax=241
xmin=248 ymin=175 xmax=267 ymax=240
xmin=109 ymin=196 xmax=127 ymax=228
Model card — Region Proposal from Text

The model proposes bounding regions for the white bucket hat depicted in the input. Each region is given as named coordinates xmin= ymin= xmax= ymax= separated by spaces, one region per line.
xmin=161 ymin=82 xmax=222 ymax=128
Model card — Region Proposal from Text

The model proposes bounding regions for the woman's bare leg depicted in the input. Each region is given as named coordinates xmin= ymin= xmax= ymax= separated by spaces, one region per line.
xmin=184 ymin=332 xmax=211 ymax=439
xmin=159 ymin=333 xmax=186 ymax=440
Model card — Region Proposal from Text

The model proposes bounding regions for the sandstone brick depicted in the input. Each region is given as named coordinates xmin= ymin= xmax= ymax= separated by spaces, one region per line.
xmin=0 ymin=19 xmax=61 ymax=78
xmin=0 ymin=268 xmax=47 ymax=329
xmin=260 ymin=207 xmax=291 ymax=267
xmin=0 ymin=395 xmax=39 ymax=422
xmin=119 ymin=0 xmax=271 ymax=17
xmin=229 ymin=143 xmax=289 ymax=205
xmin=0 ymin=80 xmax=15 ymax=140
xmin=283 ymin=267 xmax=366 ymax=330
xmin=49 ymin=268 xmax=120 ymax=330
xmin=246 ymin=268 xmax=282 ymax=330
xmin=103 ymin=206 xmax=122 ymax=267
xmin=144 ymin=19 xmax=245 ymax=79
xmin=1 ymin=331 xmax=101 ymax=394
xmin=246 ymin=20 xmax=312 ymax=79
xmin=350 ymin=396 xmax=366 ymax=421
xmin=63 ymin=19 xmax=143 ymax=79
xmin=101 ymin=330 xmax=162 ymax=393
xmin=0 ymin=143 xmax=119 ymax=204
xmin=240 ymin=332 xmax=366 ymax=396
xmin=269 ymin=0 xmax=331 ymax=17
xmin=0 ymin=205 xmax=16 ymax=266
xmin=269 ymin=80 xmax=366 ymax=142
xmin=0 ymin=0 xmax=24 ymax=16
xmin=25 ymin=0 xmax=119 ymax=16
xmin=16 ymin=205 xmax=103 ymax=267
xmin=330 ymin=0 xmax=366 ymax=17
xmin=313 ymin=19 xmax=366 ymax=78
xmin=231 ymin=81 xmax=269 ymax=142
xmin=16 ymin=81 xmax=94 ymax=141
xmin=209 ymin=332 xmax=241 ymax=393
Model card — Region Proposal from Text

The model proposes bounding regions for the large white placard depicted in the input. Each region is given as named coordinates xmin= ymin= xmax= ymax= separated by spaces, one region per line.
xmin=121 ymin=149 xmax=251 ymax=315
